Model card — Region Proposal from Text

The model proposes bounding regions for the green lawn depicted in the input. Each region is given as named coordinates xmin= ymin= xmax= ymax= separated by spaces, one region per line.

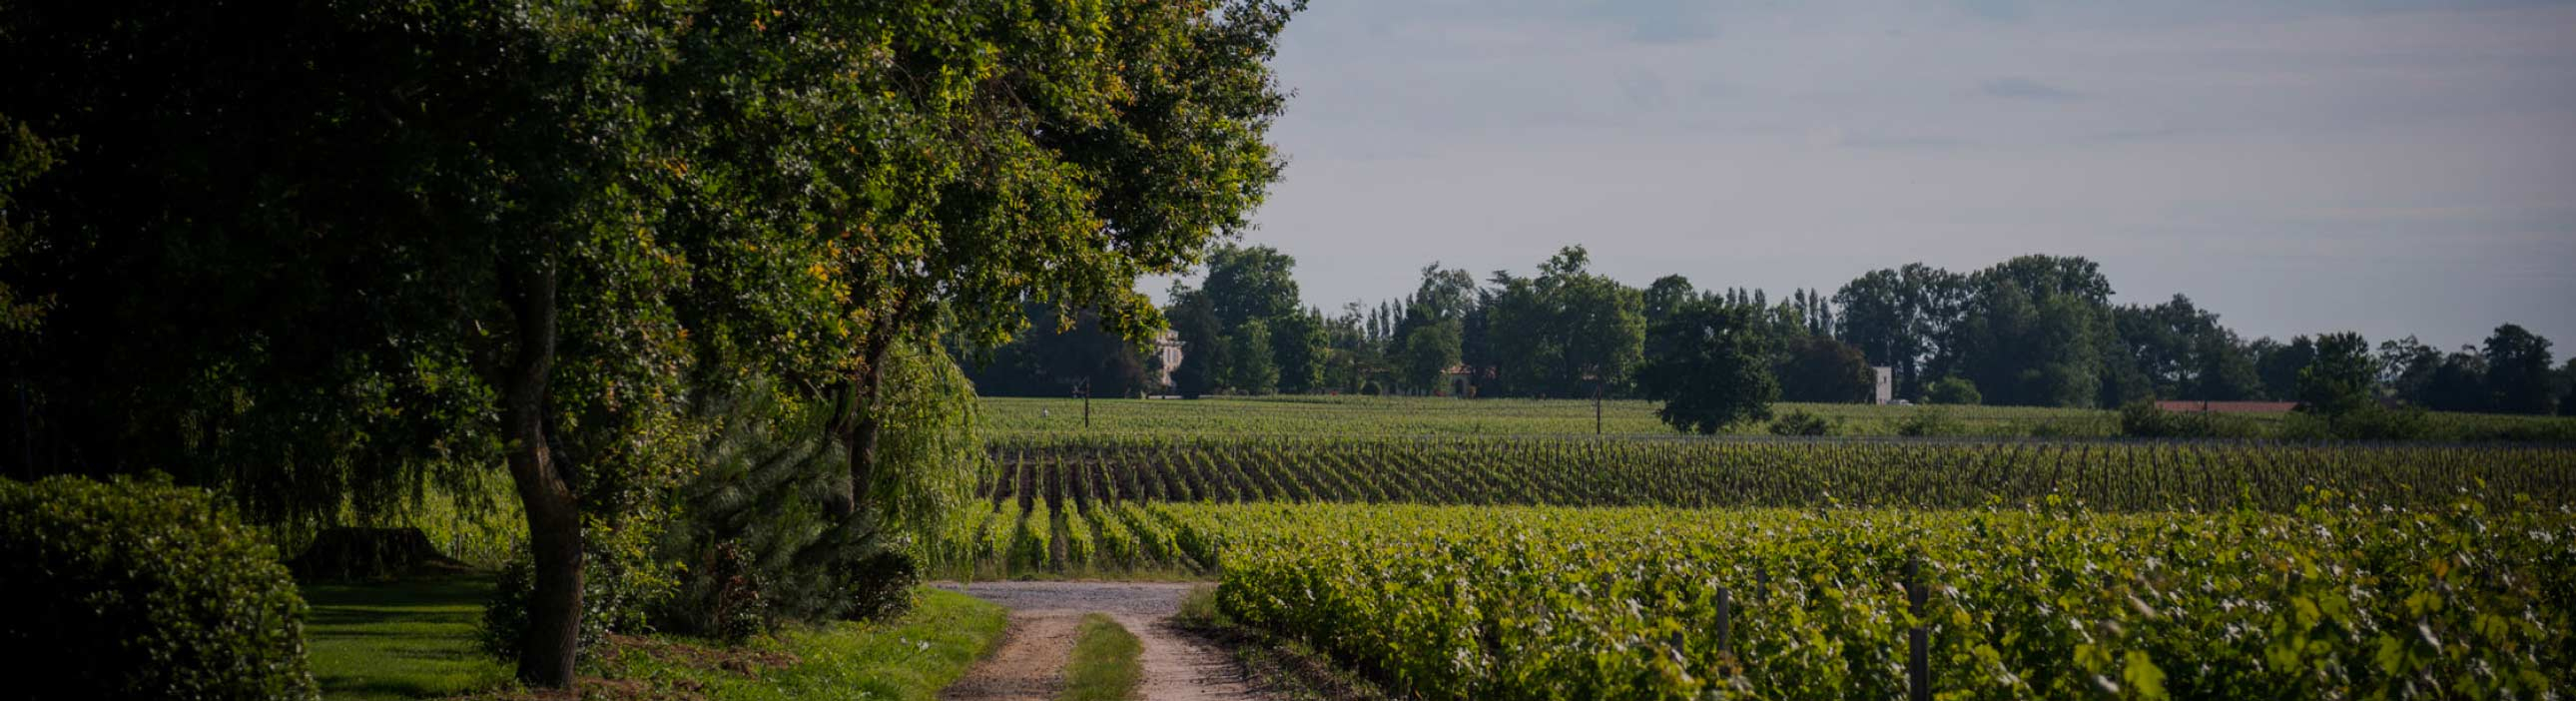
xmin=302 ymin=576 xmax=512 ymax=700
xmin=303 ymin=578 xmax=1007 ymax=701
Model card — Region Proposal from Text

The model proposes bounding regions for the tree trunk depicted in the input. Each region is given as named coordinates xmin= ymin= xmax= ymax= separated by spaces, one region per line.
xmin=843 ymin=335 xmax=897 ymax=514
xmin=500 ymin=262 xmax=582 ymax=688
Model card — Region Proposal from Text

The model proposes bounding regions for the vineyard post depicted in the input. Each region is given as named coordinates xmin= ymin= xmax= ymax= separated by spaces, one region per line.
xmin=1715 ymin=585 xmax=1732 ymax=656
xmin=1906 ymin=554 xmax=1929 ymax=701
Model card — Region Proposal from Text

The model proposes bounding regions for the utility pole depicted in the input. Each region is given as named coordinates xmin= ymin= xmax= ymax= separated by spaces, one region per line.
xmin=1595 ymin=377 xmax=1604 ymax=435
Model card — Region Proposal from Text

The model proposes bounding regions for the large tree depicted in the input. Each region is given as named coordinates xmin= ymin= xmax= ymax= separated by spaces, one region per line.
xmin=1638 ymin=300 xmax=1776 ymax=433
xmin=2299 ymin=332 xmax=2376 ymax=416
xmin=1202 ymin=244 xmax=1304 ymax=332
xmin=1776 ymin=336 xmax=1875 ymax=403
xmin=1951 ymin=257 xmax=2112 ymax=407
xmin=1833 ymin=264 xmax=1966 ymax=399
xmin=1483 ymin=247 xmax=1644 ymax=397
xmin=2481 ymin=325 xmax=2557 ymax=414
xmin=0 ymin=0 xmax=1297 ymax=686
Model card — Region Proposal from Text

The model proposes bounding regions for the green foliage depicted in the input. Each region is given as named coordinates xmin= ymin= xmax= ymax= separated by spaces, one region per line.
xmin=1895 ymin=407 xmax=1966 ymax=436
xmin=1925 ymin=376 xmax=1983 ymax=405
xmin=1197 ymin=500 xmax=2574 ymax=700
xmin=655 ymin=342 xmax=980 ymax=638
xmin=2482 ymin=325 xmax=2558 ymax=414
xmin=2299 ymin=333 xmax=2378 ymax=416
xmin=952 ymin=434 xmax=2576 ymax=520
xmin=1223 ymin=320 xmax=1280 ymax=394
xmin=0 ymin=475 xmax=316 ymax=701
xmin=0 ymin=114 xmax=60 ymax=335
xmin=2279 ymin=404 xmax=2433 ymax=441
xmin=1639 ymin=301 xmax=1777 ymax=433
xmin=1775 ymin=336 xmax=1876 ymax=403
xmin=1766 ymin=409 xmax=1837 ymax=436
xmin=478 ymin=517 xmax=679 ymax=666
xmin=1400 ymin=320 xmax=1465 ymax=394
xmin=1485 ymin=247 xmax=1646 ymax=397
xmin=2116 ymin=402 xmax=2254 ymax=439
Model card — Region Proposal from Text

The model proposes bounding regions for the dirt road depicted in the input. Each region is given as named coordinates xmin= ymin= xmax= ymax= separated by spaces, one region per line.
xmin=935 ymin=581 xmax=1265 ymax=701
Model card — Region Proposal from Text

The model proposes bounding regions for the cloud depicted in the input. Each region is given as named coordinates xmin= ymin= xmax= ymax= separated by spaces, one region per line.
xmin=1978 ymin=77 xmax=2084 ymax=101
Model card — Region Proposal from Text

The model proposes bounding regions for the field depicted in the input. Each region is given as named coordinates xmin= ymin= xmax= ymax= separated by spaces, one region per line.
xmin=983 ymin=395 xmax=2116 ymax=437
xmin=980 ymin=394 xmax=2576 ymax=441
xmin=932 ymin=395 xmax=2576 ymax=698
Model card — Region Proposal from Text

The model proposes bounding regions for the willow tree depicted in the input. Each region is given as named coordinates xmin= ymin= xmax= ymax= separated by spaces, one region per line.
xmin=0 ymin=0 xmax=1296 ymax=688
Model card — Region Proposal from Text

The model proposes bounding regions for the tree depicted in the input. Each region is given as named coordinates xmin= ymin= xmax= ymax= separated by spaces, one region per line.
xmin=1202 ymin=245 xmax=1304 ymax=333
xmin=1399 ymin=320 xmax=1464 ymax=394
xmin=2253 ymin=337 xmax=2317 ymax=401
xmin=1834 ymin=264 xmax=1966 ymax=399
xmin=1637 ymin=301 xmax=1776 ymax=433
xmin=1951 ymin=260 xmax=2109 ymax=408
xmin=1482 ymin=247 xmax=1643 ymax=397
xmin=2560 ymin=358 xmax=2576 ymax=416
xmin=1167 ymin=287 xmax=1227 ymax=399
xmin=1222 ymin=320 xmax=1278 ymax=394
xmin=1269 ymin=309 xmax=1330 ymax=394
xmin=1642 ymin=275 xmax=1697 ymax=330
xmin=2423 ymin=350 xmax=2491 ymax=412
xmin=2481 ymin=325 xmax=2557 ymax=414
xmin=959 ymin=304 xmax=1155 ymax=398
xmin=1 ymin=0 xmax=1299 ymax=686
xmin=1776 ymin=336 xmax=1875 ymax=403
xmin=1926 ymin=376 xmax=1983 ymax=405
xmin=2298 ymin=333 xmax=2375 ymax=416
xmin=2377 ymin=336 xmax=2444 ymax=405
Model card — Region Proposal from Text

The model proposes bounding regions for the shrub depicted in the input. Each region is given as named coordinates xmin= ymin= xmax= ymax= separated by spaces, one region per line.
xmin=479 ymin=517 xmax=676 ymax=663
xmin=1766 ymin=409 xmax=1836 ymax=436
xmin=0 ymin=475 xmax=318 ymax=701
xmin=2280 ymin=404 xmax=2431 ymax=441
xmin=839 ymin=550 xmax=921 ymax=623
xmin=2120 ymin=401 xmax=2224 ymax=438
xmin=1925 ymin=376 xmax=1981 ymax=405
xmin=1895 ymin=407 xmax=1964 ymax=436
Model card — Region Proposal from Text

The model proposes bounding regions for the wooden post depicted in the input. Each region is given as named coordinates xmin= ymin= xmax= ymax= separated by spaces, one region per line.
xmin=1715 ymin=585 xmax=1733 ymax=655
xmin=1907 ymin=555 xmax=1930 ymax=701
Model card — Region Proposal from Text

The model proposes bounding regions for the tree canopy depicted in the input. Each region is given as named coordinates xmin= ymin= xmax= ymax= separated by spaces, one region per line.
xmin=0 ymin=0 xmax=1300 ymax=686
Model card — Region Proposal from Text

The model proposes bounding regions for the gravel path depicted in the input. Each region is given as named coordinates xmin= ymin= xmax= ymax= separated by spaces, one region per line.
xmin=935 ymin=581 xmax=1265 ymax=701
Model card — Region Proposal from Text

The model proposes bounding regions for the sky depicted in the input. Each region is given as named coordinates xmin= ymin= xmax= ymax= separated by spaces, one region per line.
xmin=1147 ymin=0 xmax=2576 ymax=351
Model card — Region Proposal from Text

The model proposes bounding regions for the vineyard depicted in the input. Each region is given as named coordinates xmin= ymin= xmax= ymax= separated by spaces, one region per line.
xmin=921 ymin=433 xmax=2576 ymax=698
xmin=926 ymin=497 xmax=2576 ymax=699
xmin=976 ymin=435 xmax=2576 ymax=512
xmin=982 ymin=395 xmax=2119 ymax=437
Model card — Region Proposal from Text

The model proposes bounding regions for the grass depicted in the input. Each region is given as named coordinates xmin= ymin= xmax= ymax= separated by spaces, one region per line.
xmin=301 ymin=575 xmax=513 ymax=700
xmin=587 ymin=586 xmax=1006 ymax=701
xmin=1058 ymin=614 xmax=1143 ymax=701
xmin=304 ymin=578 xmax=1006 ymax=701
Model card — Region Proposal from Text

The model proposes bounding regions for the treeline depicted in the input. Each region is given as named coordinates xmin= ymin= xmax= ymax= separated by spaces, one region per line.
xmin=970 ymin=246 xmax=2576 ymax=416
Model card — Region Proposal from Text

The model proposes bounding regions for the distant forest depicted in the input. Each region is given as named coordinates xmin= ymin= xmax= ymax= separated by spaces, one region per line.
xmin=962 ymin=245 xmax=2575 ymax=416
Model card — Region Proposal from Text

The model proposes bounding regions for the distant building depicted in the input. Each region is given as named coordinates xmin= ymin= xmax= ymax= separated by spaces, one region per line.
xmin=2154 ymin=400 xmax=2298 ymax=414
xmin=1152 ymin=330 xmax=1183 ymax=389
xmin=1871 ymin=366 xmax=1893 ymax=404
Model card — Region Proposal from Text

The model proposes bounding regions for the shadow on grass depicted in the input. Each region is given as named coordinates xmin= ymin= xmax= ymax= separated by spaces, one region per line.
xmin=301 ymin=574 xmax=513 ymax=700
